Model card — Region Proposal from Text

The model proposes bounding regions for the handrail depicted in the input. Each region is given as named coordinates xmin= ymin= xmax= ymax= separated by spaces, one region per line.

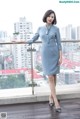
xmin=0 ymin=40 xmax=80 ymax=45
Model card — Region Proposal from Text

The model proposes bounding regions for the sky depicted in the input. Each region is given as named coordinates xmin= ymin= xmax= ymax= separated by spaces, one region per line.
xmin=0 ymin=0 xmax=80 ymax=35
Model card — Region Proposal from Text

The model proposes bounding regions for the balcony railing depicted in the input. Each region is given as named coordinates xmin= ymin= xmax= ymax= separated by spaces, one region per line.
xmin=0 ymin=40 xmax=80 ymax=104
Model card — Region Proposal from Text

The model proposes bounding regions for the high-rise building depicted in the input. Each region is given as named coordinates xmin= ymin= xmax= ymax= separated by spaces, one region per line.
xmin=13 ymin=17 xmax=33 ymax=41
xmin=76 ymin=26 xmax=80 ymax=40
xmin=12 ymin=17 xmax=33 ymax=69
xmin=72 ymin=27 xmax=76 ymax=40
xmin=0 ymin=31 xmax=7 ymax=42
xmin=60 ymin=24 xmax=73 ymax=40
xmin=60 ymin=27 xmax=66 ymax=40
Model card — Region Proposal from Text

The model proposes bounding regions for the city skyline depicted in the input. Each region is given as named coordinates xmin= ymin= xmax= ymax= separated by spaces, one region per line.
xmin=0 ymin=0 xmax=80 ymax=35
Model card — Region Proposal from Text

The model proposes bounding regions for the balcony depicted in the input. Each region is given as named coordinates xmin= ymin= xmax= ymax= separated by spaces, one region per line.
xmin=0 ymin=41 xmax=80 ymax=118
xmin=0 ymin=98 xmax=80 ymax=119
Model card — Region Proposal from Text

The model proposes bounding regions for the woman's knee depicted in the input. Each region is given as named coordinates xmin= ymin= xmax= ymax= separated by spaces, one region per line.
xmin=48 ymin=75 xmax=54 ymax=80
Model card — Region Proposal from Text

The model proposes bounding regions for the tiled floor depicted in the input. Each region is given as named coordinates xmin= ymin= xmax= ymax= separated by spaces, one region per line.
xmin=0 ymin=98 xmax=80 ymax=119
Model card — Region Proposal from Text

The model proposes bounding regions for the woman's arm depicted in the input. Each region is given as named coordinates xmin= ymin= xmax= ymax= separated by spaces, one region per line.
xmin=27 ymin=27 xmax=40 ymax=45
xmin=56 ymin=27 xmax=62 ymax=51
xmin=56 ymin=27 xmax=62 ymax=65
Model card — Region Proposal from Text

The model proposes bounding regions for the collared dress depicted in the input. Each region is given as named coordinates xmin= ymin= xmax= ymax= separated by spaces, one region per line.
xmin=28 ymin=25 xmax=62 ymax=75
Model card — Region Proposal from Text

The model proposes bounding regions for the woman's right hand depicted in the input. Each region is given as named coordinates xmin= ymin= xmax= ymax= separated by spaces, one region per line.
xmin=27 ymin=40 xmax=32 ymax=45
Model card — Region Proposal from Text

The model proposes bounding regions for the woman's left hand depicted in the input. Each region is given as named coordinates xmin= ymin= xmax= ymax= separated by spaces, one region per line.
xmin=58 ymin=50 xmax=62 ymax=65
xmin=58 ymin=57 xmax=62 ymax=65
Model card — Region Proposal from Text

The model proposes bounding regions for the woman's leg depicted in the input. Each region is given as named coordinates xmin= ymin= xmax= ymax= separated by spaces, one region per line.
xmin=48 ymin=75 xmax=60 ymax=108
xmin=54 ymin=75 xmax=56 ymax=86
xmin=49 ymin=75 xmax=56 ymax=103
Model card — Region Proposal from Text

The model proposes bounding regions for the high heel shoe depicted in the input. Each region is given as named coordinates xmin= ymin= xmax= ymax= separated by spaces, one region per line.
xmin=49 ymin=102 xmax=54 ymax=107
xmin=54 ymin=100 xmax=61 ymax=112
xmin=49 ymin=97 xmax=54 ymax=107
xmin=55 ymin=107 xmax=61 ymax=113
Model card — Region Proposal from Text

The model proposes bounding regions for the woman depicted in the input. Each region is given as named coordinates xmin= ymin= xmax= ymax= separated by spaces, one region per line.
xmin=27 ymin=9 xmax=62 ymax=112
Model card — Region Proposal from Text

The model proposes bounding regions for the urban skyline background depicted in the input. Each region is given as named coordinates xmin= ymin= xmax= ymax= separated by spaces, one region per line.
xmin=0 ymin=17 xmax=80 ymax=88
xmin=0 ymin=0 xmax=80 ymax=35
xmin=0 ymin=0 xmax=80 ymax=88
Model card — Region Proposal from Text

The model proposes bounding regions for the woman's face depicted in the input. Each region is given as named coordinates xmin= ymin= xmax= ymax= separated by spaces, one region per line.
xmin=46 ymin=13 xmax=54 ymax=24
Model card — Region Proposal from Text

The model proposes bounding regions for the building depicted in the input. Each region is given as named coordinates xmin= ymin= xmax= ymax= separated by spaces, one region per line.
xmin=0 ymin=31 xmax=7 ymax=42
xmin=76 ymin=26 xmax=80 ymax=40
xmin=60 ymin=24 xmax=72 ymax=40
xmin=12 ymin=17 xmax=33 ymax=69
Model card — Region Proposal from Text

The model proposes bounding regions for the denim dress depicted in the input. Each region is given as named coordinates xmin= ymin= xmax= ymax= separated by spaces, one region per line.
xmin=28 ymin=25 xmax=62 ymax=75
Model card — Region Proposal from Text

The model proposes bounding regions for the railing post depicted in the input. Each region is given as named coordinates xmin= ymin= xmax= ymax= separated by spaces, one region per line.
xmin=31 ymin=44 xmax=34 ymax=95
xmin=27 ymin=44 xmax=36 ymax=95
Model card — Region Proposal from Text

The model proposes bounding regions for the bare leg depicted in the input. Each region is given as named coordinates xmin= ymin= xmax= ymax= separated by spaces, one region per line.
xmin=48 ymin=75 xmax=60 ymax=108
xmin=49 ymin=75 xmax=56 ymax=101
xmin=54 ymin=75 xmax=56 ymax=86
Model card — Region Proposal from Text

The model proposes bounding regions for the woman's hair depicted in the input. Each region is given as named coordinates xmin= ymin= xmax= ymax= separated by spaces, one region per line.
xmin=42 ymin=9 xmax=57 ymax=24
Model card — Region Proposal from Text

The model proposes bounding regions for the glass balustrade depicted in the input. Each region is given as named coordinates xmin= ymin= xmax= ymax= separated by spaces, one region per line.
xmin=0 ymin=41 xmax=80 ymax=97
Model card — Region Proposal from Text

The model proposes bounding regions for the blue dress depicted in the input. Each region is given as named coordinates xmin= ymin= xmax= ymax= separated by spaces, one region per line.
xmin=28 ymin=25 xmax=62 ymax=75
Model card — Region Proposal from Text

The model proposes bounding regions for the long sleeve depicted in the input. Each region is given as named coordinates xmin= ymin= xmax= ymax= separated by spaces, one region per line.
xmin=56 ymin=28 xmax=62 ymax=50
xmin=27 ymin=27 xmax=40 ymax=45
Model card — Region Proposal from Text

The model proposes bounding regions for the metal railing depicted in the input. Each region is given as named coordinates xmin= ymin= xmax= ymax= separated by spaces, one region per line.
xmin=0 ymin=40 xmax=80 ymax=95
